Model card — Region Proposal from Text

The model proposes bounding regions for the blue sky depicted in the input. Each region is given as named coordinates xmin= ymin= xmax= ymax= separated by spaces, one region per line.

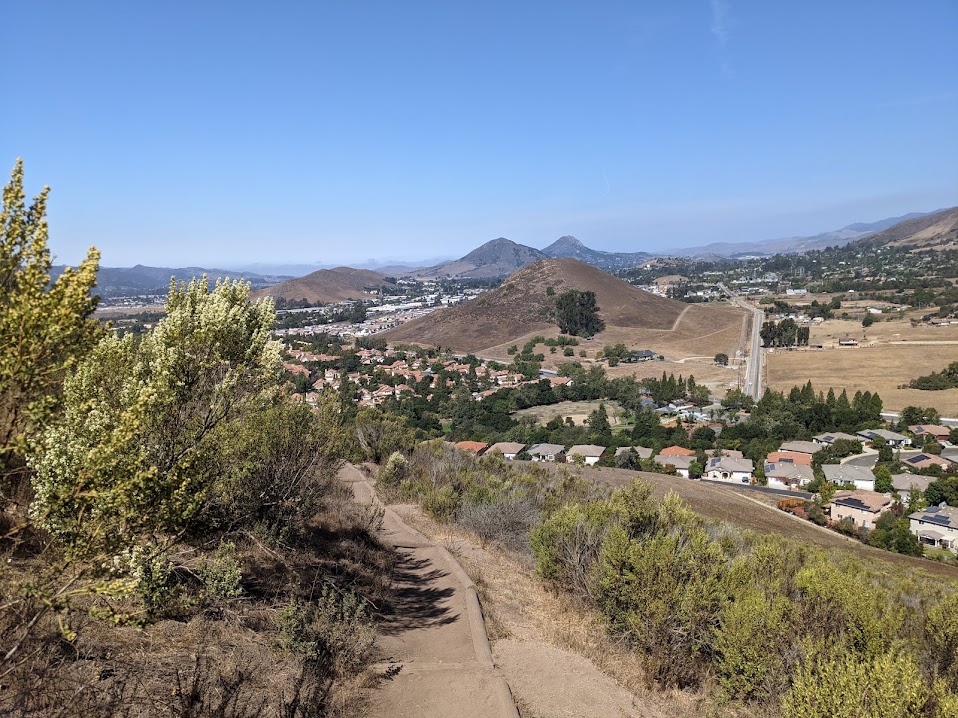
xmin=3 ymin=1 xmax=956 ymax=268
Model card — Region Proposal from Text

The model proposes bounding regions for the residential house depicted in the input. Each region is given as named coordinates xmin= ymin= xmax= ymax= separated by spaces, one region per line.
xmin=829 ymin=490 xmax=893 ymax=529
xmin=822 ymin=464 xmax=876 ymax=492
xmin=455 ymin=441 xmax=489 ymax=456
xmin=891 ymin=474 xmax=935 ymax=503
xmin=902 ymin=453 xmax=955 ymax=471
xmin=486 ymin=442 xmax=526 ymax=460
xmin=766 ymin=450 xmax=813 ymax=466
xmin=813 ymin=432 xmax=862 ymax=446
xmin=765 ymin=462 xmax=815 ymax=490
xmin=567 ymin=445 xmax=606 ymax=466
xmin=282 ymin=362 xmax=310 ymax=377
xmin=857 ymin=429 xmax=911 ymax=448
xmin=652 ymin=453 xmax=695 ymax=478
xmin=704 ymin=457 xmax=754 ymax=484
xmin=659 ymin=445 xmax=696 ymax=457
xmin=909 ymin=503 xmax=958 ymax=552
xmin=625 ymin=350 xmax=657 ymax=362
xmin=838 ymin=338 xmax=858 ymax=347
xmin=778 ymin=440 xmax=822 ymax=456
xmin=527 ymin=443 xmax=567 ymax=462
xmin=909 ymin=425 xmax=951 ymax=443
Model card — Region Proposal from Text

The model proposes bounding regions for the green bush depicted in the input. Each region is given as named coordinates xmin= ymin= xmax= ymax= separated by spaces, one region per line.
xmin=596 ymin=520 xmax=725 ymax=687
xmin=378 ymin=451 xmax=408 ymax=488
xmin=122 ymin=545 xmax=178 ymax=615
xmin=422 ymin=484 xmax=460 ymax=522
xmin=277 ymin=587 xmax=376 ymax=675
xmin=783 ymin=646 xmax=930 ymax=718
xmin=714 ymin=587 xmax=790 ymax=701
xmin=199 ymin=541 xmax=243 ymax=602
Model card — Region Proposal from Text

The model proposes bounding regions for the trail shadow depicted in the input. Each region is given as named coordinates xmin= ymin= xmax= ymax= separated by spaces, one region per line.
xmin=379 ymin=550 xmax=459 ymax=634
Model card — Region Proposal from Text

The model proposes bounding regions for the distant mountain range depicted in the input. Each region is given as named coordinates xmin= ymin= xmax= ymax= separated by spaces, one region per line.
xmin=404 ymin=234 xmax=655 ymax=280
xmin=542 ymin=236 xmax=654 ymax=270
xmin=853 ymin=206 xmax=958 ymax=250
xmin=67 ymin=208 xmax=956 ymax=299
xmin=668 ymin=211 xmax=944 ymax=259
xmin=51 ymin=264 xmax=289 ymax=298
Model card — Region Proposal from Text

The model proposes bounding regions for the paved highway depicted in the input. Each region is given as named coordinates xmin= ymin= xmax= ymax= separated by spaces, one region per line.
xmin=719 ymin=283 xmax=765 ymax=401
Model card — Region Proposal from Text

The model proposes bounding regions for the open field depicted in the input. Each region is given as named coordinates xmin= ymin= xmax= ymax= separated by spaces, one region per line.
xmin=94 ymin=304 xmax=165 ymax=318
xmin=587 ymin=302 xmax=747 ymax=360
xmin=567 ymin=465 xmax=958 ymax=580
xmin=513 ymin=400 xmax=626 ymax=427
xmin=766 ymin=316 xmax=958 ymax=415
xmin=605 ymin=358 xmax=742 ymax=395
xmin=479 ymin=301 xmax=747 ymax=388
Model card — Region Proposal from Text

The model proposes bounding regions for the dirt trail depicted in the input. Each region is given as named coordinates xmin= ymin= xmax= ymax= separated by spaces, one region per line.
xmin=385 ymin=509 xmax=674 ymax=718
xmin=343 ymin=465 xmax=518 ymax=718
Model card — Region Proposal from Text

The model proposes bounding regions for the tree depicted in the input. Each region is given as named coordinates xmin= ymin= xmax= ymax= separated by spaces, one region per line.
xmin=862 ymin=313 xmax=875 ymax=327
xmin=554 ymin=289 xmax=605 ymax=337
xmin=214 ymin=396 xmax=348 ymax=540
xmin=1 ymin=160 xmax=101 ymax=487
xmin=925 ymin=476 xmax=958 ymax=507
xmin=603 ymin=343 xmax=629 ymax=366
xmin=899 ymin=406 xmax=940 ymax=427
xmin=714 ymin=353 xmax=729 ymax=366
xmin=587 ymin=403 xmax=612 ymax=442
xmin=873 ymin=464 xmax=893 ymax=494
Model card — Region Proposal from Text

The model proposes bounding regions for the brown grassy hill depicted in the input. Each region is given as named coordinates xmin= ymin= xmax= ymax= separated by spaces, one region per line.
xmin=252 ymin=267 xmax=395 ymax=304
xmin=857 ymin=206 xmax=958 ymax=250
xmin=383 ymin=258 xmax=688 ymax=352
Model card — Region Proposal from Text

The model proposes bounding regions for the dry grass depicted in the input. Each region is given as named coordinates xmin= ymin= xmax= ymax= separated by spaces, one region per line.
xmin=605 ymin=360 xmax=742 ymax=394
xmin=594 ymin=303 xmax=747 ymax=361
xmin=385 ymin=259 xmax=747 ymax=357
xmin=0 ymin=479 xmax=397 ymax=718
xmin=514 ymin=400 xmax=627 ymax=427
xmin=474 ymin=302 xmax=747 ymax=392
xmin=766 ymin=317 xmax=958 ymax=414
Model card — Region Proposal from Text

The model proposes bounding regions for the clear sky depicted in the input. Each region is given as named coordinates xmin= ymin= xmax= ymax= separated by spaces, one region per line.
xmin=3 ymin=1 xmax=956 ymax=268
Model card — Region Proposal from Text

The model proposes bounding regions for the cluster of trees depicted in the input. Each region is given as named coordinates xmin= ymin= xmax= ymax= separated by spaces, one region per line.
xmin=554 ymin=289 xmax=605 ymax=336
xmin=726 ymin=381 xmax=882 ymax=441
xmin=906 ymin=361 xmax=958 ymax=391
xmin=759 ymin=318 xmax=811 ymax=347
xmin=762 ymin=297 xmax=838 ymax=320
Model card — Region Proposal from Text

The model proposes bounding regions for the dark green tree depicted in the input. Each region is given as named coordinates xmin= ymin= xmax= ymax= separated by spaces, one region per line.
xmin=554 ymin=289 xmax=605 ymax=337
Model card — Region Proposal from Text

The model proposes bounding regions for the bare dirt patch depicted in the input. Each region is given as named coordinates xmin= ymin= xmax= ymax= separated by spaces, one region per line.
xmin=514 ymin=400 xmax=625 ymax=427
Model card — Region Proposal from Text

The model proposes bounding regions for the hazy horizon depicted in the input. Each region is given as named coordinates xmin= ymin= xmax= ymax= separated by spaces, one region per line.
xmin=5 ymin=2 xmax=957 ymax=267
